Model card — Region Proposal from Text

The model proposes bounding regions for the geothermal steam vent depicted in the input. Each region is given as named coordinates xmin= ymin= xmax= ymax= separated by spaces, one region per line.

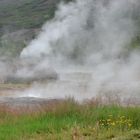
xmin=1 ymin=0 xmax=140 ymax=103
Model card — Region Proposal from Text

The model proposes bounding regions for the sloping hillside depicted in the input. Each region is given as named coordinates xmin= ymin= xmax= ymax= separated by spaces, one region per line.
xmin=0 ymin=0 xmax=140 ymax=57
xmin=0 ymin=0 xmax=72 ymax=57
xmin=0 ymin=0 xmax=72 ymax=35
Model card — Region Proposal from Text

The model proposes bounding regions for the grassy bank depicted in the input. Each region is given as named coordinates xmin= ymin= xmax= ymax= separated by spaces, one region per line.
xmin=0 ymin=0 xmax=73 ymax=34
xmin=0 ymin=100 xmax=140 ymax=140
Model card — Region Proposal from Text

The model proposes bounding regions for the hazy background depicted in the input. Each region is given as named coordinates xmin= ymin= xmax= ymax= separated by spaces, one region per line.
xmin=0 ymin=0 xmax=140 ymax=102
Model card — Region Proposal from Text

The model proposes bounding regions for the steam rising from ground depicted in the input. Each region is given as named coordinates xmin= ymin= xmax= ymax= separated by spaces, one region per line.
xmin=19 ymin=0 xmax=140 ymax=101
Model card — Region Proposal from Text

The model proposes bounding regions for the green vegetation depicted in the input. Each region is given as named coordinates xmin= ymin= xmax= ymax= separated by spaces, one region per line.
xmin=0 ymin=100 xmax=139 ymax=140
xmin=1 ymin=1 xmax=52 ymax=29
xmin=0 ymin=1 xmax=140 ymax=139
xmin=130 ymin=36 xmax=140 ymax=49
xmin=0 ymin=0 xmax=73 ymax=34
xmin=0 ymin=0 xmax=73 ymax=57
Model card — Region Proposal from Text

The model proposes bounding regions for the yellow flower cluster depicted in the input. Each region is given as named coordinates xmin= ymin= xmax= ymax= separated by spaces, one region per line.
xmin=99 ymin=115 xmax=132 ymax=130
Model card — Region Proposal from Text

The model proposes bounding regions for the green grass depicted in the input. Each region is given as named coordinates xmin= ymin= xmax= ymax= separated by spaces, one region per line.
xmin=0 ymin=0 xmax=74 ymax=57
xmin=0 ymin=100 xmax=139 ymax=140
xmin=0 ymin=0 xmax=73 ymax=34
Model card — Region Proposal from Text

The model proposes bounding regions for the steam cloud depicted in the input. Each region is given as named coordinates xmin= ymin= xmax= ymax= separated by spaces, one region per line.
xmin=19 ymin=0 xmax=140 ymax=102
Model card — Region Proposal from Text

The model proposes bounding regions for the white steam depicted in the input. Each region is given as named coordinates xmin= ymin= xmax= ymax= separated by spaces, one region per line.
xmin=20 ymin=0 xmax=140 ymax=102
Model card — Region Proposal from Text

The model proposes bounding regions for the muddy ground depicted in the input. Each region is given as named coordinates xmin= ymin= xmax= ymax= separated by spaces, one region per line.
xmin=0 ymin=83 xmax=63 ymax=114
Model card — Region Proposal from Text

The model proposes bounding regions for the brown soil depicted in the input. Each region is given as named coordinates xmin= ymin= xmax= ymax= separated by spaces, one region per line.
xmin=0 ymin=83 xmax=65 ymax=115
xmin=0 ymin=97 xmax=63 ymax=115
